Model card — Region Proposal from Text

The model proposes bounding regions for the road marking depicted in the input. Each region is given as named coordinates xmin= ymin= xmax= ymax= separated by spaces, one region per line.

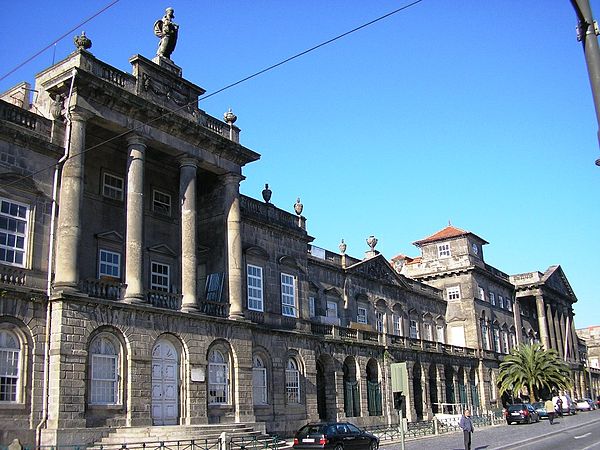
xmin=574 ymin=432 xmax=592 ymax=439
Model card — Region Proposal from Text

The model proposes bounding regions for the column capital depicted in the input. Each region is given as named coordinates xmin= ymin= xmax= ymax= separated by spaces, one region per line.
xmin=179 ymin=157 xmax=199 ymax=169
xmin=68 ymin=106 xmax=94 ymax=122
xmin=126 ymin=133 xmax=147 ymax=148
xmin=221 ymin=172 xmax=245 ymax=186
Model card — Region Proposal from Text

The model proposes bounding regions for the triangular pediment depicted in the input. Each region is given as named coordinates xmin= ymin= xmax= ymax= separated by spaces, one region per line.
xmin=541 ymin=265 xmax=577 ymax=302
xmin=346 ymin=254 xmax=407 ymax=287
xmin=96 ymin=230 xmax=124 ymax=243
xmin=148 ymin=243 xmax=177 ymax=257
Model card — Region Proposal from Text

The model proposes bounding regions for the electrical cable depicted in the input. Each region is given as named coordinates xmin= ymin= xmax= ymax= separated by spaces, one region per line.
xmin=0 ymin=0 xmax=120 ymax=82
xmin=0 ymin=0 xmax=423 ymax=189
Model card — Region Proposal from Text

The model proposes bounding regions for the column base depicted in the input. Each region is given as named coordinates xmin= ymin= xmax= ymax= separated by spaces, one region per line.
xmin=52 ymin=281 xmax=80 ymax=294
xmin=123 ymin=294 xmax=146 ymax=305
xmin=181 ymin=304 xmax=199 ymax=313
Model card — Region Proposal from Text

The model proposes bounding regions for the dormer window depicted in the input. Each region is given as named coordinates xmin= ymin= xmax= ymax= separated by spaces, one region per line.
xmin=437 ymin=243 xmax=451 ymax=258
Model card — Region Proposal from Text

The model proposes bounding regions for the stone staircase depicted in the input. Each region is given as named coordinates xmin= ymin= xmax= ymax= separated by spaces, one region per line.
xmin=90 ymin=423 xmax=290 ymax=450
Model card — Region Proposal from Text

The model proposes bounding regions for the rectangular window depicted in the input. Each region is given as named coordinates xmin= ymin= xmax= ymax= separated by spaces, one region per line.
xmin=436 ymin=325 xmax=445 ymax=343
xmin=498 ymin=295 xmax=504 ymax=309
xmin=376 ymin=311 xmax=384 ymax=333
xmin=423 ymin=322 xmax=433 ymax=341
xmin=357 ymin=307 xmax=368 ymax=324
xmin=308 ymin=296 xmax=316 ymax=318
xmin=409 ymin=320 xmax=419 ymax=339
xmin=509 ymin=333 xmax=517 ymax=350
xmin=281 ymin=273 xmax=297 ymax=317
xmin=252 ymin=367 xmax=267 ymax=405
xmin=489 ymin=292 xmax=496 ymax=306
xmin=247 ymin=264 xmax=263 ymax=311
xmin=326 ymin=300 xmax=338 ymax=318
xmin=393 ymin=315 xmax=402 ymax=336
xmin=446 ymin=286 xmax=461 ymax=300
xmin=0 ymin=347 xmax=19 ymax=402
xmin=152 ymin=189 xmax=171 ymax=216
xmin=90 ymin=354 xmax=117 ymax=404
xmin=208 ymin=362 xmax=228 ymax=404
xmin=501 ymin=331 xmax=509 ymax=354
xmin=285 ymin=367 xmax=300 ymax=403
xmin=205 ymin=273 xmax=224 ymax=302
xmin=151 ymin=261 xmax=170 ymax=291
xmin=481 ymin=321 xmax=490 ymax=350
xmin=493 ymin=328 xmax=501 ymax=352
xmin=437 ymin=243 xmax=451 ymax=258
xmin=102 ymin=173 xmax=124 ymax=201
xmin=478 ymin=286 xmax=485 ymax=301
xmin=99 ymin=249 xmax=121 ymax=279
xmin=506 ymin=297 xmax=513 ymax=312
xmin=0 ymin=198 xmax=29 ymax=267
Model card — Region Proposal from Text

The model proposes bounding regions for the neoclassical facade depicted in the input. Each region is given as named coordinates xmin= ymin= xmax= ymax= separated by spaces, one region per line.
xmin=0 ymin=35 xmax=595 ymax=448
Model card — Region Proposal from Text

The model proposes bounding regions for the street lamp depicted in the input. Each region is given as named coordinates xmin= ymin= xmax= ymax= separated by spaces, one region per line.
xmin=570 ymin=0 xmax=600 ymax=166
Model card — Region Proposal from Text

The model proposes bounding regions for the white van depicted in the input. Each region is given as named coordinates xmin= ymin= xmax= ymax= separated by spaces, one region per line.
xmin=552 ymin=394 xmax=576 ymax=415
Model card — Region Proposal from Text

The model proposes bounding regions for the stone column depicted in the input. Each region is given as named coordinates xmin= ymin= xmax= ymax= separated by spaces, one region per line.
xmin=179 ymin=158 xmax=198 ymax=311
xmin=513 ymin=299 xmax=522 ymax=346
xmin=546 ymin=304 xmax=558 ymax=352
xmin=54 ymin=108 xmax=93 ymax=292
xmin=404 ymin=360 xmax=415 ymax=422
xmin=223 ymin=173 xmax=244 ymax=319
xmin=123 ymin=134 xmax=146 ymax=303
xmin=535 ymin=295 xmax=550 ymax=349
xmin=556 ymin=310 xmax=566 ymax=359
xmin=422 ymin=363 xmax=432 ymax=419
xmin=569 ymin=316 xmax=579 ymax=362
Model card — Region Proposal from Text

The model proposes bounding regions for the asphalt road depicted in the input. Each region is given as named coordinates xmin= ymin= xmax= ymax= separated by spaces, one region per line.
xmin=380 ymin=410 xmax=600 ymax=450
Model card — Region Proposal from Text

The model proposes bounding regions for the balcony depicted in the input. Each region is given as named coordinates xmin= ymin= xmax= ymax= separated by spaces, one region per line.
xmin=80 ymin=278 xmax=124 ymax=300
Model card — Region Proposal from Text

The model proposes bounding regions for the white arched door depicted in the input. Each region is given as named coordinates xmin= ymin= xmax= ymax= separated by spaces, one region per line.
xmin=152 ymin=338 xmax=179 ymax=425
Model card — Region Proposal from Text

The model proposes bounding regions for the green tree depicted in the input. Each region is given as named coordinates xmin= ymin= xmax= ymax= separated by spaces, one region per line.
xmin=498 ymin=343 xmax=572 ymax=402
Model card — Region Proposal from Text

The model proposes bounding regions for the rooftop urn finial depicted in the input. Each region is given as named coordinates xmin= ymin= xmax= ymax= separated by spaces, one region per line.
xmin=294 ymin=198 xmax=303 ymax=216
xmin=224 ymin=108 xmax=237 ymax=125
xmin=339 ymin=239 xmax=347 ymax=255
xmin=366 ymin=235 xmax=378 ymax=251
xmin=74 ymin=31 xmax=92 ymax=51
xmin=262 ymin=184 xmax=272 ymax=203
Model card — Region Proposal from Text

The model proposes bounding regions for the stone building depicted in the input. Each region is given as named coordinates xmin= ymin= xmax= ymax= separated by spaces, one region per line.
xmin=0 ymin=29 xmax=592 ymax=449
xmin=576 ymin=326 xmax=600 ymax=399
xmin=395 ymin=225 xmax=588 ymax=403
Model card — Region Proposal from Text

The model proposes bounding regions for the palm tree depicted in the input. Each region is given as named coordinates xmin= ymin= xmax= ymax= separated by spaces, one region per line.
xmin=498 ymin=343 xmax=572 ymax=402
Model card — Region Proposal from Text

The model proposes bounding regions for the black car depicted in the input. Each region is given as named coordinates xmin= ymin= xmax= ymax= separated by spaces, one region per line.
xmin=293 ymin=422 xmax=379 ymax=450
xmin=505 ymin=403 xmax=540 ymax=424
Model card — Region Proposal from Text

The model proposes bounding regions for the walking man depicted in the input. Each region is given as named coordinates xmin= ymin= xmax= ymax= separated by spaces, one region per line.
xmin=544 ymin=398 xmax=555 ymax=424
xmin=459 ymin=409 xmax=474 ymax=450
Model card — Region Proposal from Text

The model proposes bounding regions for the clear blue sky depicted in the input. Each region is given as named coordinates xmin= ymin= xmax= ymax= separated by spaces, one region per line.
xmin=1 ymin=1 xmax=598 ymax=328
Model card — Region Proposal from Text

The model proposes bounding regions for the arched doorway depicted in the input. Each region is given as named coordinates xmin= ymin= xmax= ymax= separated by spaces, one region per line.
xmin=429 ymin=364 xmax=439 ymax=414
xmin=366 ymin=359 xmax=381 ymax=416
xmin=445 ymin=365 xmax=455 ymax=412
xmin=343 ymin=357 xmax=360 ymax=417
xmin=152 ymin=337 xmax=179 ymax=425
xmin=316 ymin=354 xmax=337 ymax=421
xmin=469 ymin=367 xmax=480 ymax=411
xmin=412 ymin=362 xmax=423 ymax=420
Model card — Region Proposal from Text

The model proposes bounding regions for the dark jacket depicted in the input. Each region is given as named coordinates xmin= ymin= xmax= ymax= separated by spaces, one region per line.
xmin=459 ymin=414 xmax=474 ymax=433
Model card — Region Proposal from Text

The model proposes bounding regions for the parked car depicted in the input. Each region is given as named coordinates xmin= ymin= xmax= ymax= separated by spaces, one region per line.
xmin=552 ymin=394 xmax=576 ymax=415
xmin=505 ymin=403 xmax=540 ymax=424
xmin=532 ymin=401 xmax=549 ymax=419
xmin=293 ymin=422 xmax=379 ymax=450
xmin=575 ymin=398 xmax=595 ymax=411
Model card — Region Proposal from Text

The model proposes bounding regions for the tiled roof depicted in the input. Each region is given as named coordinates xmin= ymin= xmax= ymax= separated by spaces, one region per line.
xmin=413 ymin=225 xmax=488 ymax=247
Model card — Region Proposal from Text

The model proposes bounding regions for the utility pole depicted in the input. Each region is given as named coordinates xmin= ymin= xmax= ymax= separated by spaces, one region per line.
xmin=571 ymin=0 xmax=600 ymax=166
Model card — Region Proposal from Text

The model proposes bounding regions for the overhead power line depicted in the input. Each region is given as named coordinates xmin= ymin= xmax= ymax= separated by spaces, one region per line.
xmin=0 ymin=0 xmax=424 ymax=189
xmin=0 ymin=0 xmax=120 ymax=82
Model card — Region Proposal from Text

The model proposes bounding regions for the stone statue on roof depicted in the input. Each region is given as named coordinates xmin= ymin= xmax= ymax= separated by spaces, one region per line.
xmin=154 ymin=7 xmax=178 ymax=59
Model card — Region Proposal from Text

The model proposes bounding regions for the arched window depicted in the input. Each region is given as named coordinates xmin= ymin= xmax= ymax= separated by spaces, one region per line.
xmin=89 ymin=335 xmax=120 ymax=405
xmin=252 ymin=355 xmax=267 ymax=405
xmin=285 ymin=358 xmax=300 ymax=403
xmin=208 ymin=349 xmax=229 ymax=404
xmin=0 ymin=330 xmax=20 ymax=402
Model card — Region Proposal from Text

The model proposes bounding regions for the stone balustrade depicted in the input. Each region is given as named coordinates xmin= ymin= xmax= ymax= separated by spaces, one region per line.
xmin=147 ymin=290 xmax=182 ymax=310
xmin=80 ymin=278 xmax=125 ymax=300
xmin=240 ymin=195 xmax=306 ymax=231
xmin=0 ymin=100 xmax=52 ymax=138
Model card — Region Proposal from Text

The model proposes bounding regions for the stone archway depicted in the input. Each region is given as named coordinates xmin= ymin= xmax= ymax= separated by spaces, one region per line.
xmin=316 ymin=354 xmax=337 ymax=421
xmin=152 ymin=337 xmax=179 ymax=425
xmin=366 ymin=358 xmax=382 ymax=416
xmin=429 ymin=364 xmax=439 ymax=414
xmin=412 ymin=362 xmax=423 ymax=420
xmin=343 ymin=356 xmax=360 ymax=417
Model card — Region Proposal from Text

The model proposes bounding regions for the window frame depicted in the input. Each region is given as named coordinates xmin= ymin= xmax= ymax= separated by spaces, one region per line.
xmin=376 ymin=311 xmax=384 ymax=333
xmin=98 ymin=249 xmax=121 ymax=279
xmin=326 ymin=300 xmax=338 ymax=318
xmin=285 ymin=357 xmax=300 ymax=404
xmin=489 ymin=292 xmax=496 ymax=306
xmin=393 ymin=314 xmax=403 ymax=336
xmin=281 ymin=273 xmax=297 ymax=317
xmin=152 ymin=189 xmax=172 ymax=216
xmin=247 ymin=264 xmax=264 ymax=312
xmin=0 ymin=329 xmax=22 ymax=403
xmin=0 ymin=197 xmax=30 ymax=268
xmin=252 ymin=355 xmax=268 ymax=405
xmin=437 ymin=243 xmax=451 ymax=258
xmin=102 ymin=172 xmax=124 ymax=201
xmin=208 ymin=349 xmax=229 ymax=405
xmin=89 ymin=334 xmax=121 ymax=406
xmin=446 ymin=286 xmax=461 ymax=300
xmin=357 ymin=306 xmax=368 ymax=324
xmin=308 ymin=296 xmax=316 ymax=318
xmin=409 ymin=319 xmax=419 ymax=339
xmin=150 ymin=261 xmax=170 ymax=292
